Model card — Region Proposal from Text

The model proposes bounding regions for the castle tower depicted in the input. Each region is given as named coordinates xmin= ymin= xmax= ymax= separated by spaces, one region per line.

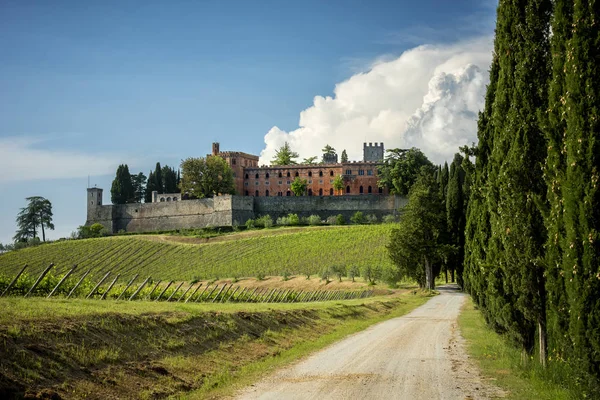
xmin=87 ymin=187 xmax=103 ymax=222
xmin=212 ymin=142 xmax=220 ymax=156
xmin=363 ymin=142 xmax=384 ymax=162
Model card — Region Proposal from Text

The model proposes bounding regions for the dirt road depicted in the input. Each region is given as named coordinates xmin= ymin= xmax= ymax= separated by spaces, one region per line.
xmin=236 ymin=286 xmax=503 ymax=400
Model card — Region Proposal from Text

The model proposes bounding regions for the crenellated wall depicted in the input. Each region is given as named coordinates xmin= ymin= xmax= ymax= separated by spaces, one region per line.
xmin=86 ymin=194 xmax=403 ymax=234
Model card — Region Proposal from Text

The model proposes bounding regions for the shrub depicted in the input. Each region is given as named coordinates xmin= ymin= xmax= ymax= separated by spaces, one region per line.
xmin=326 ymin=215 xmax=338 ymax=225
xmin=282 ymin=270 xmax=291 ymax=281
xmin=320 ymin=266 xmax=331 ymax=283
xmin=307 ymin=215 xmax=321 ymax=225
xmin=288 ymin=213 xmax=300 ymax=226
xmin=245 ymin=219 xmax=255 ymax=229
xmin=348 ymin=265 xmax=360 ymax=282
xmin=382 ymin=214 xmax=397 ymax=224
xmin=256 ymin=271 xmax=265 ymax=281
xmin=366 ymin=214 xmax=378 ymax=224
xmin=331 ymin=265 xmax=347 ymax=282
xmin=350 ymin=211 xmax=365 ymax=224
xmin=255 ymin=215 xmax=273 ymax=228
xmin=78 ymin=223 xmax=107 ymax=239
xmin=336 ymin=214 xmax=346 ymax=225
xmin=276 ymin=216 xmax=289 ymax=226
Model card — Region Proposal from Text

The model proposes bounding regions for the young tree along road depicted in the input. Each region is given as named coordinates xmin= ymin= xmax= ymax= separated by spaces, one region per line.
xmin=237 ymin=286 xmax=502 ymax=400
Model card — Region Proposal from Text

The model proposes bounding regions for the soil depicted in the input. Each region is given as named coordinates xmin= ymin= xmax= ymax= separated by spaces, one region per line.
xmin=235 ymin=285 xmax=506 ymax=399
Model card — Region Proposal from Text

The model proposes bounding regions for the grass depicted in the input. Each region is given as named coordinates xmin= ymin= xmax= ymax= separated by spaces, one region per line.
xmin=458 ymin=297 xmax=578 ymax=399
xmin=0 ymin=224 xmax=397 ymax=281
xmin=0 ymin=291 xmax=431 ymax=399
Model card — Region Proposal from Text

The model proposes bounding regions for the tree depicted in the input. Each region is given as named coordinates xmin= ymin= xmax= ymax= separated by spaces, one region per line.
xmin=446 ymin=154 xmax=467 ymax=285
xmin=322 ymin=144 xmax=336 ymax=155
xmin=153 ymin=162 xmax=164 ymax=194
xmin=111 ymin=164 xmax=134 ymax=204
xmin=162 ymin=165 xmax=178 ymax=193
xmin=377 ymin=148 xmax=433 ymax=196
xmin=131 ymin=172 xmax=147 ymax=203
xmin=271 ymin=142 xmax=299 ymax=165
xmin=180 ymin=156 xmax=235 ymax=198
xmin=290 ymin=177 xmax=307 ymax=196
xmin=341 ymin=149 xmax=348 ymax=163
xmin=302 ymin=156 xmax=318 ymax=165
xmin=144 ymin=170 xmax=155 ymax=203
xmin=333 ymin=175 xmax=344 ymax=195
xmin=387 ymin=168 xmax=450 ymax=290
xmin=14 ymin=196 xmax=54 ymax=242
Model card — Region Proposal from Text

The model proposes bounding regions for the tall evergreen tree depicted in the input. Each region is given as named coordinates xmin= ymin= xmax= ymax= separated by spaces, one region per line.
xmin=14 ymin=196 xmax=54 ymax=242
xmin=543 ymin=0 xmax=600 ymax=390
xmin=153 ymin=162 xmax=164 ymax=194
xmin=341 ymin=149 xmax=348 ymax=163
xmin=131 ymin=172 xmax=147 ymax=203
xmin=162 ymin=165 xmax=178 ymax=193
xmin=446 ymin=154 xmax=466 ymax=285
xmin=145 ymin=170 xmax=155 ymax=203
xmin=111 ymin=164 xmax=135 ymax=205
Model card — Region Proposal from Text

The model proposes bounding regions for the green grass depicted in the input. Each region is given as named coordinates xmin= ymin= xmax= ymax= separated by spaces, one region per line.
xmin=0 ymin=291 xmax=431 ymax=399
xmin=459 ymin=297 xmax=578 ymax=399
xmin=0 ymin=225 xmax=396 ymax=281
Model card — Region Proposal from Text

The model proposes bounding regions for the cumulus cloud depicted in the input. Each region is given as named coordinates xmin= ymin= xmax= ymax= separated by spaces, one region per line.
xmin=259 ymin=37 xmax=493 ymax=165
xmin=0 ymin=136 xmax=122 ymax=183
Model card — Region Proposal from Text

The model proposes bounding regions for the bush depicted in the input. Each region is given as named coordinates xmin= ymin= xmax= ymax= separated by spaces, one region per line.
xmin=382 ymin=214 xmax=397 ymax=224
xmin=78 ymin=223 xmax=107 ymax=239
xmin=348 ymin=265 xmax=360 ymax=282
xmin=245 ymin=219 xmax=255 ymax=229
xmin=320 ymin=266 xmax=331 ymax=283
xmin=336 ymin=214 xmax=346 ymax=225
xmin=366 ymin=214 xmax=378 ymax=224
xmin=331 ymin=265 xmax=347 ymax=282
xmin=362 ymin=265 xmax=382 ymax=285
xmin=288 ymin=213 xmax=300 ymax=226
xmin=307 ymin=215 xmax=321 ymax=225
xmin=350 ymin=211 xmax=365 ymax=224
xmin=255 ymin=215 xmax=273 ymax=228
xmin=326 ymin=215 xmax=338 ymax=225
xmin=282 ymin=270 xmax=291 ymax=281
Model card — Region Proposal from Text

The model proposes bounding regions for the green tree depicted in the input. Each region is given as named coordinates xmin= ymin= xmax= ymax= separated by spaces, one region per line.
xmin=446 ymin=154 xmax=467 ymax=285
xmin=154 ymin=162 xmax=164 ymax=194
xmin=131 ymin=172 xmax=147 ymax=203
xmin=290 ymin=177 xmax=307 ymax=196
xmin=387 ymin=168 xmax=450 ymax=290
xmin=302 ymin=156 xmax=318 ymax=165
xmin=144 ymin=170 xmax=155 ymax=203
xmin=14 ymin=196 xmax=54 ymax=242
xmin=377 ymin=148 xmax=433 ymax=196
xmin=542 ymin=0 xmax=600 ymax=388
xmin=341 ymin=149 xmax=348 ymax=163
xmin=322 ymin=144 xmax=336 ymax=155
xmin=180 ymin=156 xmax=235 ymax=198
xmin=162 ymin=165 xmax=179 ymax=193
xmin=332 ymin=175 xmax=344 ymax=194
xmin=111 ymin=164 xmax=134 ymax=204
xmin=271 ymin=142 xmax=299 ymax=165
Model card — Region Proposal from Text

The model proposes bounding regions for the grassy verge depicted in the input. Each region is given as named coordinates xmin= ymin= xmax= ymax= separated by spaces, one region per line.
xmin=458 ymin=297 xmax=577 ymax=399
xmin=1 ymin=292 xmax=430 ymax=399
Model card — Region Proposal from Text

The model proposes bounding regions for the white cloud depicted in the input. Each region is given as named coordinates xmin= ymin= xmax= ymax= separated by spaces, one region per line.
xmin=259 ymin=37 xmax=493 ymax=165
xmin=0 ymin=136 xmax=122 ymax=182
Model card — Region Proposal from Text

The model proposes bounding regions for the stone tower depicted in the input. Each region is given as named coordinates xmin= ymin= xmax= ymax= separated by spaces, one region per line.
xmin=87 ymin=187 xmax=103 ymax=220
xmin=363 ymin=142 xmax=384 ymax=162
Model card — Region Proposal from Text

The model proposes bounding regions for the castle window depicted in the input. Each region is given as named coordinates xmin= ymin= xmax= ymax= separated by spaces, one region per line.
xmin=266 ymin=173 xmax=270 ymax=178
xmin=367 ymin=170 xmax=373 ymax=176
xmin=359 ymin=186 xmax=364 ymax=194
xmin=255 ymin=190 xmax=259 ymax=197
xmin=245 ymin=182 xmax=249 ymax=186
xmin=135 ymin=209 xmax=138 ymax=213
xmin=319 ymin=188 xmax=323 ymax=196
xmin=173 ymin=197 xmax=178 ymax=201
xmin=245 ymin=190 xmax=249 ymax=196
xmin=264 ymin=190 xmax=269 ymax=196
xmin=330 ymin=171 xmax=334 ymax=176
xmin=278 ymin=192 xmax=282 ymax=196
xmin=91 ymin=201 xmax=94 ymax=205
xmin=287 ymin=180 xmax=291 ymax=184
xmin=255 ymin=181 xmax=259 ymax=185
xmin=345 ymin=169 xmax=352 ymax=175
xmin=308 ymin=189 xmax=313 ymax=196
xmin=232 ymin=158 xmax=236 ymax=165
xmin=167 ymin=197 xmax=172 ymax=201
xmin=265 ymin=181 xmax=270 ymax=185
xmin=319 ymin=180 xmax=323 ymax=184
xmin=346 ymin=186 xmax=350 ymax=194
xmin=287 ymin=172 xmax=290 ymax=177
xmin=160 ymin=197 xmax=165 ymax=202
xmin=255 ymin=173 xmax=259 ymax=179
xmin=329 ymin=188 xmax=334 ymax=196
xmin=245 ymin=173 xmax=249 ymax=179
xmin=319 ymin=171 xmax=323 ymax=177
xmin=358 ymin=169 xmax=365 ymax=176
xmin=279 ymin=172 xmax=283 ymax=178
xmin=368 ymin=186 xmax=372 ymax=194
xmin=308 ymin=171 xmax=312 ymax=177
xmin=286 ymin=190 xmax=291 ymax=196
xmin=308 ymin=180 xmax=312 ymax=184
xmin=233 ymin=172 xmax=236 ymax=178
xmin=379 ymin=187 xmax=383 ymax=194
xmin=295 ymin=171 xmax=299 ymax=177
xmin=279 ymin=180 xmax=282 ymax=184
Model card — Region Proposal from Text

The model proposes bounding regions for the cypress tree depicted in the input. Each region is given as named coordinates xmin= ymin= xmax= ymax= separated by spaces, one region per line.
xmin=447 ymin=154 xmax=466 ymax=285
xmin=110 ymin=164 xmax=134 ymax=204
xmin=145 ymin=170 xmax=155 ymax=203
xmin=544 ymin=0 xmax=600 ymax=391
xmin=154 ymin=162 xmax=163 ymax=194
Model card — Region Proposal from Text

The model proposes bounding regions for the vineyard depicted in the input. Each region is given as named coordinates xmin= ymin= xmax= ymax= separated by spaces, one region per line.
xmin=0 ymin=225 xmax=396 ymax=281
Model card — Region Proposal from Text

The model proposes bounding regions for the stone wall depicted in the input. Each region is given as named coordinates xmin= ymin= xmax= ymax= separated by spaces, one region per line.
xmin=86 ymin=194 xmax=404 ymax=234
xmin=253 ymin=195 xmax=405 ymax=222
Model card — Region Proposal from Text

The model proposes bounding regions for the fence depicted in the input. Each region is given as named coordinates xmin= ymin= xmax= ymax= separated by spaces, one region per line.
xmin=0 ymin=264 xmax=374 ymax=303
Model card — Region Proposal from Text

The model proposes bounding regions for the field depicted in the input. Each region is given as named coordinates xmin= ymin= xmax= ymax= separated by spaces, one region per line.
xmin=0 ymin=225 xmax=396 ymax=281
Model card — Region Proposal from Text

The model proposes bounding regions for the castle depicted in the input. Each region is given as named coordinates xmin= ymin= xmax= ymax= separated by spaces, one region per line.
xmin=86 ymin=142 xmax=404 ymax=234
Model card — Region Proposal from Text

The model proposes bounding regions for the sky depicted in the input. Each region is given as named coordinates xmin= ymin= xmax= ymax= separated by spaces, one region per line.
xmin=0 ymin=0 xmax=497 ymax=244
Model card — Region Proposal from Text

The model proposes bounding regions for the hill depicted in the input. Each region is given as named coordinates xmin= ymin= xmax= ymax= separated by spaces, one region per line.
xmin=0 ymin=225 xmax=396 ymax=281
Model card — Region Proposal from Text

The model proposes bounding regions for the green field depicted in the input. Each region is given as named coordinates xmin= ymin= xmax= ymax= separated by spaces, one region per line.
xmin=0 ymin=225 xmax=396 ymax=281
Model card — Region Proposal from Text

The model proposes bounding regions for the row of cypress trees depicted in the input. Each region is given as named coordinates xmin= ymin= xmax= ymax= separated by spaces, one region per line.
xmin=463 ymin=0 xmax=599 ymax=394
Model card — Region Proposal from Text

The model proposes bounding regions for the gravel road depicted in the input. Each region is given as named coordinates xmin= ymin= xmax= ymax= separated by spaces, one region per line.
xmin=236 ymin=285 xmax=504 ymax=400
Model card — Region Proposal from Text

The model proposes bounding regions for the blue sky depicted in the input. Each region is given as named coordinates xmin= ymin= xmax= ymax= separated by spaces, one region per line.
xmin=0 ymin=0 xmax=496 ymax=244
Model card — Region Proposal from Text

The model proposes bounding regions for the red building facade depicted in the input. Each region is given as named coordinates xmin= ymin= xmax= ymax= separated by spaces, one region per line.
xmin=211 ymin=142 xmax=388 ymax=197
